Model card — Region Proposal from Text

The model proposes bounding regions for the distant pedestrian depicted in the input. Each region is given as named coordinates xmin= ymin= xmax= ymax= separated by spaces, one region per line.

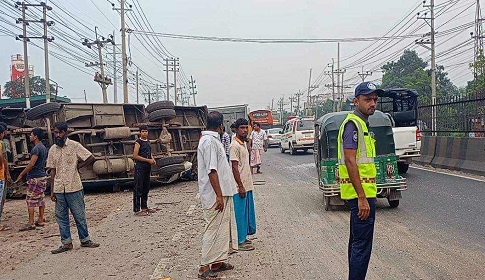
xmin=221 ymin=126 xmax=231 ymax=162
xmin=133 ymin=125 xmax=157 ymax=216
xmin=47 ymin=122 xmax=99 ymax=254
xmin=197 ymin=111 xmax=237 ymax=280
xmin=230 ymin=123 xmax=237 ymax=141
xmin=0 ymin=124 xmax=10 ymax=232
xmin=15 ymin=128 xmax=48 ymax=231
xmin=230 ymin=118 xmax=256 ymax=251
xmin=249 ymin=122 xmax=268 ymax=174
xmin=338 ymin=82 xmax=381 ymax=279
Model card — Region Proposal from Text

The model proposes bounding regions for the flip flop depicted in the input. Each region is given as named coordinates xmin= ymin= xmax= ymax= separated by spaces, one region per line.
xmin=135 ymin=210 xmax=150 ymax=216
xmin=35 ymin=221 xmax=45 ymax=227
xmin=238 ymin=243 xmax=255 ymax=251
xmin=198 ymin=269 xmax=219 ymax=280
xmin=0 ymin=225 xmax=11 ymax=231
xmin=211 ymin=263 xmax=234 ymax=273
xmin=19 ymin=224 xmax=36 ymax=231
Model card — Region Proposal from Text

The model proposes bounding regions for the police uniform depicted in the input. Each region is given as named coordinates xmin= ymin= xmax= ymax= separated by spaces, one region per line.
xmin=337 ymin=82 xmax=382 ymax=280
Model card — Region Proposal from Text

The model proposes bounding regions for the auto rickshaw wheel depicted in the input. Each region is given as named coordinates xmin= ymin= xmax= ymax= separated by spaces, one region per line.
xmin=397 ymin=162 xmax=409 ymax=174
xmin=323 ymin=195 xmax=331 ymax=211
xmin=388 ymin=199 xmax=400 ymax=208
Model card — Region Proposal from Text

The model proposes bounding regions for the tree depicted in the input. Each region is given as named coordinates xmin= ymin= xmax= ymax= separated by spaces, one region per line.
xmin=2 ymin=76 xmax=55 ymax=98
xmin=381 ymin=49 xmax=458 ymax=105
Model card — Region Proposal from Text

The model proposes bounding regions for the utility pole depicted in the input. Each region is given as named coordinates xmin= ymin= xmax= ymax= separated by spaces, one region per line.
xmin=295 ymin=90 xmax=304 ymax=115
xmin=111 ymin=1 xmax=132 ymax=103
xmin=84 ymin=89 xmax=87 ymax=103
xmin=136 ymin=68 xmax=139 ymax=104
xmin=471 ymin=0 xmax=485 ymax=93
xmin=337 ymin=43 xmax=340 ymax=110
xmin=289 ymin=95 xmax=296 ymax=114
xmin=112 ymin=31 xmax=117 ymax=103
xmin=189 ymin=75 xmax=197 ymax=105
xmin=358 ymin=66 xmax=372 ymax=82
xmin=306 ymin=68 xmax=319 ymax=116
xmin=16 ymin=2 xmax=54 ymax=108
xmin=324 ymin=59 xmax=337 ymax=112
xmin=173 ymin=58 xmax=179 ymax=105
xmin=417 ymin=0 xmax=436 ymax=134
xmin=165 ymin=58 xmax=170 ymax=100
xmin=83 ymin=28 xmax=114 ymax=104
xmin=277 ymin=96 xmax=285 ymax=124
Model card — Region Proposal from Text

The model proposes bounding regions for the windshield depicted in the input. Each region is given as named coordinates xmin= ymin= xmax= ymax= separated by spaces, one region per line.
xmin=267 ymin=128 xmax=280 ymax=134
xmin=297 ymin=120 xmax=314 ymax=131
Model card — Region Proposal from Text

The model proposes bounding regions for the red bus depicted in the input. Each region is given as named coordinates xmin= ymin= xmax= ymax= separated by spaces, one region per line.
xmin=248 ymin=109 xmax=274 ymax=128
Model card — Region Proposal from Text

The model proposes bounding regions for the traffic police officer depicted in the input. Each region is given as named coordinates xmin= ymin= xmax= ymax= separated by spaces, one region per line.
xmin=337 ymin=81 xmax=382 ymax=280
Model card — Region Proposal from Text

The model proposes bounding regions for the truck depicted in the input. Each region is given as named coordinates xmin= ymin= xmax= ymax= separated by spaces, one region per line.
xmin=2 ymin=99 xmax=207 ymax=197
xmin=209 ymin=104 xmax=248 ymax=133
xmin=377 ymin=88 xmax=421 ymax=173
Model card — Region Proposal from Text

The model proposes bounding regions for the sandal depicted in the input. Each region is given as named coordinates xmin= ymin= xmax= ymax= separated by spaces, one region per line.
xmin=211 ymin=262 xmax=234 ymax=273
xmin=35 ymin=221 xmax=45 ymax=227
xmin=146 ymin=208 xmax=158 ymax=213
xmin=238 ymin=243 xmax=255 ymax=251
xmin=198 ymin=269 xmax=219 ymax=280
xmin=19 ymin=224 xmax=36 ymax=231
xmin=51 ymin=245 xmax=72 ymax=254
xmin=0 ymin=225 xmax=11 ymax=231
xmin=135 ymin=210 xmax=149 ymax=216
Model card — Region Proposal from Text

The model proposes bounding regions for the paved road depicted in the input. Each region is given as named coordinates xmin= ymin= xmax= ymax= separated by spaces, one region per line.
xmin=2 ymin=148 xmax=484 ymax=279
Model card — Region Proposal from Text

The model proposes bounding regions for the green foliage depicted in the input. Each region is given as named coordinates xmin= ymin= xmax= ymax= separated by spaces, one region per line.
xmin=2 ymin=76 xmax=55 ymax=98
xmin=466 ymin=51 xmax=485 ymax=95
xmin=381 ymin=49 xmax=459 ymax=105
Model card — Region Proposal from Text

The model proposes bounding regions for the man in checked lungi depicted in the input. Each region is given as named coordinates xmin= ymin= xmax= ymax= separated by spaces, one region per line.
xmin=15 ymin=128 xmax=48 ymax=231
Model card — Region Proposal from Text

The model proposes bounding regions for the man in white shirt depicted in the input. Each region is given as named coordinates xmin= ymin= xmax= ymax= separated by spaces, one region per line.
xmin=197 ymin=111 xmax=238 ymax=280
xmin=249 ymin=122 xmax=268 ymax=174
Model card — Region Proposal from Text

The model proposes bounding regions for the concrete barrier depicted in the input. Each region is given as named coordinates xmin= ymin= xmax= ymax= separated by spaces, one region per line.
xmin=414 ymin=136 xmax=485 ymax=176
xmin=414 ymin=136 xmax=436 ymax=166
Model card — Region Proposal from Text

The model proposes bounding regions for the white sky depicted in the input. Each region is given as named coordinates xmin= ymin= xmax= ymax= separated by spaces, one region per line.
xmin=0 ymin=0 xmax=477 ymax=111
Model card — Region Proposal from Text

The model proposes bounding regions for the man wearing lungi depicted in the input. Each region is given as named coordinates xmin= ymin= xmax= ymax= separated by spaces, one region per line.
xmin=197 ymin=111 xmax=238 ymax=280
xmin=230 ymin=118 xmax=256 ymax=251
xmin=16 ymin=128 xmax=48 ymax=231
xmin=248 ymin=122 xmax=268 ymax=174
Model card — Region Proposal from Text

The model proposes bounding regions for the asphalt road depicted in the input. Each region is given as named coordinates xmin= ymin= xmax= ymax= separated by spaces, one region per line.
xmin=2 ymin=147 xmax=484 ymax=279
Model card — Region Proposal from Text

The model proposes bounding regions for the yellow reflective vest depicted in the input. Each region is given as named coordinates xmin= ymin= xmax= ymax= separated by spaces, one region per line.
xmin=337 ymin=113 xmax=377 ymax=200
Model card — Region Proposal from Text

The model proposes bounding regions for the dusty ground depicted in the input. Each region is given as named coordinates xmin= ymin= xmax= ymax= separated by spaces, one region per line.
xmin=0 ymin=149 xmax=484 ymax=279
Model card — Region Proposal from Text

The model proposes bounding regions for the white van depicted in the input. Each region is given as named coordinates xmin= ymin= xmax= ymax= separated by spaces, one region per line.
xmin=279 ymin=117 xmax=315 ymax=155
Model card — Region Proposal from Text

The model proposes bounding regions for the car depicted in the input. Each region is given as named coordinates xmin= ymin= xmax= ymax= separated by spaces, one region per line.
xmin=266 ymin=128 xmax=283 ymax=147
xmin=279 ymin=117 xmax=315 ymax=155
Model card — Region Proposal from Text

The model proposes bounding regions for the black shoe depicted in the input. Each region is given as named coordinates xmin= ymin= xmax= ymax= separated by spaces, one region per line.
xmin=81 ymin=240 xmax=100 ymax=248
xmin=51 ymin=244 xmax=73 ymax=254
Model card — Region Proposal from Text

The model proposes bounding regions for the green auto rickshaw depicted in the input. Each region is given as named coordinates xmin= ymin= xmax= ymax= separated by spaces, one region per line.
xmin=314 ymin=110 xmax=407 ymax=211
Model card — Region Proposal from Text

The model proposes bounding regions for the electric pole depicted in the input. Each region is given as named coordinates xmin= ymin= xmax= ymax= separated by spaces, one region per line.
xmin=136 ymin=68 xmax=139 ymax=104
xmin=189 ymin=75 xmax=197 ymax=105
xmin=306 ymin=68 xmax=319 ymax=116
xmin=173 ymin=58 xmax=179 ymax=105
xmin=289 ymin=95 xmax=296 ymax=114
xmin=324 ymin=59 xmax=336 ymax=112
xmin=358 ymin=66 xmax=372 ymax=82
xmin=417 ymin=0 xmax=436 ymax=134
xmin=112 ymin=31 xmax=118 ymax=103
xmin=16 ymin=2 xmax=54 ymax=108
xmin=111 ymin=1 xmax=132 ymax=104
xmin=163 ymin=58 xmax=179 ymax=102
xmin=83 ymin=28 xmax=114 ymax=104
xmin=277 ymin=96 xmax=285 ymax=124
xmin=165 ymin=58 xmax=170 ymax=100
xmin=295 ymin=90 xmax=304 ymax=115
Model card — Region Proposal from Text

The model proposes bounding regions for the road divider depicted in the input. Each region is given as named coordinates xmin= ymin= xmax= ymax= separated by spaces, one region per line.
xmin=414 ymin=136 xmax=485 ymax=176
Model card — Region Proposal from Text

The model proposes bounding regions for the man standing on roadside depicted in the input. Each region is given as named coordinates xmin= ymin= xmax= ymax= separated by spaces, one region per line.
xmin=133 ymin=125 xmax=157 ymax=216
xmin=338 ymin=82 xmax=381 ymax=280
xmin=230 ymin=118 xmax=256 ymax=251
xmin=0 ymin=124 xmax=10 ymax=231
xmin=197 ymin=111 xmax=238 ymax=280
xmin=15 ymin=128 xmax=48 ymax=231
xmin=249 ymin=122 xmax=267 ymax=174
xmin=47 ymin=122 xmax=99 ymax=254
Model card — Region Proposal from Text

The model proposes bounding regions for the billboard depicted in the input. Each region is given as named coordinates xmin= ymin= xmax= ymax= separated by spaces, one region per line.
xmin=10 ymin=54 xmax=34 ymax=82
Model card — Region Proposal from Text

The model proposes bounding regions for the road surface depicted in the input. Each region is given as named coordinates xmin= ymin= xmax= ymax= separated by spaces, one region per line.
xmin=1 ymin=148 xmax=484 ymax=279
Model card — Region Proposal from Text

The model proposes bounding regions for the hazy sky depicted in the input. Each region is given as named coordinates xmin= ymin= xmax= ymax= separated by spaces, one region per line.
xmin=0 ymin=0 xmax=476 ymax=111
